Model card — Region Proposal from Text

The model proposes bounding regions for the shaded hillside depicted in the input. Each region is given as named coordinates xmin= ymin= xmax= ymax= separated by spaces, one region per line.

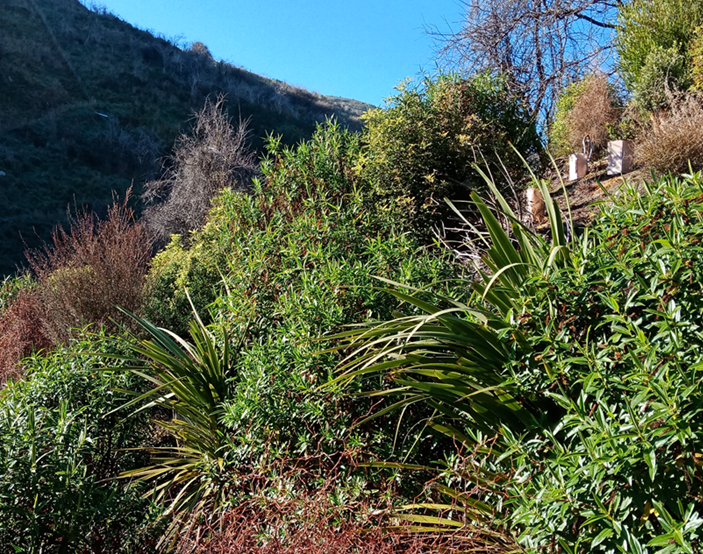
xmin=0 ymin=0 xmax=372 ymax=275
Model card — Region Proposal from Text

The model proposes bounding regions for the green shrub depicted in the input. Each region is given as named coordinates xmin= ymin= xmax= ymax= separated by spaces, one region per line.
xmin=142 ymin=233 xmax=227 ymax=336
xmin=0 ymin=274 xmax=33 ymax=314
xmin=495 ymin=175 xmax=703 ymax=551
xmin=616 ymin=0 xmax=703 ymax=102
xmin=632 ymin=45 xmax=690 ymax=111
xmin=360 ymin=73 xmax=541 ymax=233
xmin=0 ymin=333 xmax=161 ymax=552
xmin=338 ymin=172 xmax=703 ymax=552
xmin=140 ymin=121 xmax=462 ymax=508
xmin=550 ymin=79 xmax=588 ymax=156
xmin=690 ymin=26 xmax=703 ymax=91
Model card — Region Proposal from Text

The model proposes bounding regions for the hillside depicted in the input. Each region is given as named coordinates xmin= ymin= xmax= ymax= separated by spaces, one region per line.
xmin=0 ymin=0 xmax=372 ymax=276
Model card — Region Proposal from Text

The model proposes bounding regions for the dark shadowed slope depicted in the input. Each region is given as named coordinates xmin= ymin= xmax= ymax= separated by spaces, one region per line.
xmin=0 ymin=0 xmax=373 ymax=275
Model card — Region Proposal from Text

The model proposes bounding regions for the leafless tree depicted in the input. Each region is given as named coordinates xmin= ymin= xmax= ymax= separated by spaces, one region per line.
xmin=432 ymin=0 xmax=623 ymax=123
xmin=142 ymin=95 xmax=258 ymax=242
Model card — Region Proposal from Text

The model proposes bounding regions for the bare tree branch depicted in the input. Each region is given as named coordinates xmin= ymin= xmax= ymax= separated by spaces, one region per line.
xmin=431 ymin=0 xmax=619 ymax=125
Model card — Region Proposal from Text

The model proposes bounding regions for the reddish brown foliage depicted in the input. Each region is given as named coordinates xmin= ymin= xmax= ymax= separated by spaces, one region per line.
xmin=176 ymin=453 xmax=510 ymax=554
xmin=25 ymin=190 xmax=153 ymax=344
xmin=0 ymin=290 xmax=53 ymax=383
xmin=0 ymin=191 xmax=153 ymax=380
xmin=565 ymin=74 xmax=619 ymax=157
xmin=184 ymin=496 xmax=435 ymax=554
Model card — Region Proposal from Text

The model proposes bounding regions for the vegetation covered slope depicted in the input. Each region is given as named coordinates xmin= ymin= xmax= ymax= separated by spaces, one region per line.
xmin=0 ymin=0 xmax=371 ymax=276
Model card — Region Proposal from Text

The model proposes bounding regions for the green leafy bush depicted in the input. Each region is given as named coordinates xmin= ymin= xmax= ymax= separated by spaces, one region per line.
xmin=632 ymin=45 xmax=690 ymax=111
xmin=550 ymin=79 xmax=589 ymax=156
xmin=338 ymin=173 xmax=703 ymax=552
xmin=360 ymin=73 xmax=541 ymax=233
xmin=0 ymin=274 xmax=33 ymax=314
xmin=138 ymin=121 xmax=462 ymax=534
xmin=494 ymin=175 xmax=703 ymax=551
xmin=616 ymin=0 xmax=703 ymax=105
xmin=0 ymin=333 xmax=161 ymax=553
xmin=690 ymin=26 xmax=703 ymax=91
xmin=142 ymin=233 xmax=227 ymax=336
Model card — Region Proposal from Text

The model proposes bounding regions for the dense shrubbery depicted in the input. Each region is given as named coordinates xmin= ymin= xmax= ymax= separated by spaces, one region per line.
xmin=338 ymin=173 xmax=703 ymax=552
xmin=616 ymin=0 xmax=703 ymax=111
xmin=136 ymin=120 xmax=462 ymax=538
xmin=360 ymin=73 xmax=541 ymax=232
xmin=0 ymin=334 xmax=161 ymax=552
xmin=5 ymin=51 xmax=703 ymax=550
xmin=25 ymin=192 xmax=152 ymax=345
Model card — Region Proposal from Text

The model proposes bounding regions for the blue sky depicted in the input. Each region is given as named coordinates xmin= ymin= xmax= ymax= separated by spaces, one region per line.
xmin=91 ymin=0 xmax=464 ymax=106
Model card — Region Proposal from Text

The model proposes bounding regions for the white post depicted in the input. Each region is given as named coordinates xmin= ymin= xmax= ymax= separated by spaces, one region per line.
xmin=569 ymin=153 xmax=588 ymax=181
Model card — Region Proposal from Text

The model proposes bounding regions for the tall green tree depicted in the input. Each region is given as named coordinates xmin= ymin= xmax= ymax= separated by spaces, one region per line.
xmin=616 ymin=0 xmax=703 ymax=108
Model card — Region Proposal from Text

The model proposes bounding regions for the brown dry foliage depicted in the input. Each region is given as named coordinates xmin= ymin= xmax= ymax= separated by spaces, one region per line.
xmin=175 ymin=450 xmax=514 ymax=554
xmin=636 ymin=92 xmax=703 ymax=174
xmin=565 ymin=74 xmax=619 ymax=156
xmin=142 ymin=95 xmax=258 ymax=243
xmin=188 ymin=498 xmax=424 ymax=554
xmin=183 ymin=493 xmax=495 ymax=554
xmin=0 ymin=290 xmax=52 ymax=383
xmin=25 ymin=190 xmax=152 ymax=344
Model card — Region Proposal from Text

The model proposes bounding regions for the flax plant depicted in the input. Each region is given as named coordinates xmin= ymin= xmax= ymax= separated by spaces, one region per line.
xmin=330 ymin=165 xmax=572 ymax=437
xmin=327 ymin=164 xmax=575 ymax=538
xmin=109 ymin=302 xmax=240 ymax=548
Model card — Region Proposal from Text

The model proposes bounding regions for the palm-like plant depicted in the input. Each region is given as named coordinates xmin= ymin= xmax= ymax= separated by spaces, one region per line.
xmin=328 ymin=167 xmax=575 ymax=534
xmin=109 ymin=304 xmax=239 ymax=548
xmin=333 ymin=169 xmax=572 ymax=427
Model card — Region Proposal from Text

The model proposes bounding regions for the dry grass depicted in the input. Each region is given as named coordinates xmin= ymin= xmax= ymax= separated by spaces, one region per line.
xmin=25 ymin=189 xmax=152 ymax=344
xmin=189 ymin=497 xmax=428 ymax=554
xmin=636 ymin=92 xmax=703 ymax=174
xmin=565 ymin=74 xmax=619 ymax=157
xmin=183 ymin=492 xmax=497 ymax=554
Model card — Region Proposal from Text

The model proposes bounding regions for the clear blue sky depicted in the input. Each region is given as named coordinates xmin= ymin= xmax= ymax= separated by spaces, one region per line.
xmin=90 ymin=0 xmax=463 ymax=106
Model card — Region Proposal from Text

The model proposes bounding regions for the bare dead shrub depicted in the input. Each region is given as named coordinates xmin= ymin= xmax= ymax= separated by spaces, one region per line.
xmin=0 ymin=291 xmax=53 ymax=383
xmin=636 ymin=92 xmax=703 ymax=174
xmin=25 ymin=190 xmax=153 ymax=344
xmin=142 ymin=96 xmax=258 ymax=242
xmin=565 ymin=74 xmax=619 ymax=157
xmin=190 ymin=41 xmax=213 ymax=58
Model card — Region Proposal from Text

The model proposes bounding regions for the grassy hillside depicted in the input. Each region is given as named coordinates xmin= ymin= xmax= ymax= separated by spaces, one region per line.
xmin=0 ymin=0 xmax=372 ymax=276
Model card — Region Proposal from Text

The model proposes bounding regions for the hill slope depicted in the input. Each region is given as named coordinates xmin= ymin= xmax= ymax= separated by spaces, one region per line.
xmin=0 ymin=0 xmax=372 ymax=275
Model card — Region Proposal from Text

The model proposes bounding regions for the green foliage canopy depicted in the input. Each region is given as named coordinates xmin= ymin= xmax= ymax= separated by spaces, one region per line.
xmin=140 ymin=121 xmax=462 ymax=510
xmin=0 ymin=334 xmax=160 ymax=553
xmin=616 ymin=0 xmax=703 ymax=108
xmin=360 ymin=73 xmax=541 ymax=232
xmin=337 ymin=172 xmax=703 ymax=552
